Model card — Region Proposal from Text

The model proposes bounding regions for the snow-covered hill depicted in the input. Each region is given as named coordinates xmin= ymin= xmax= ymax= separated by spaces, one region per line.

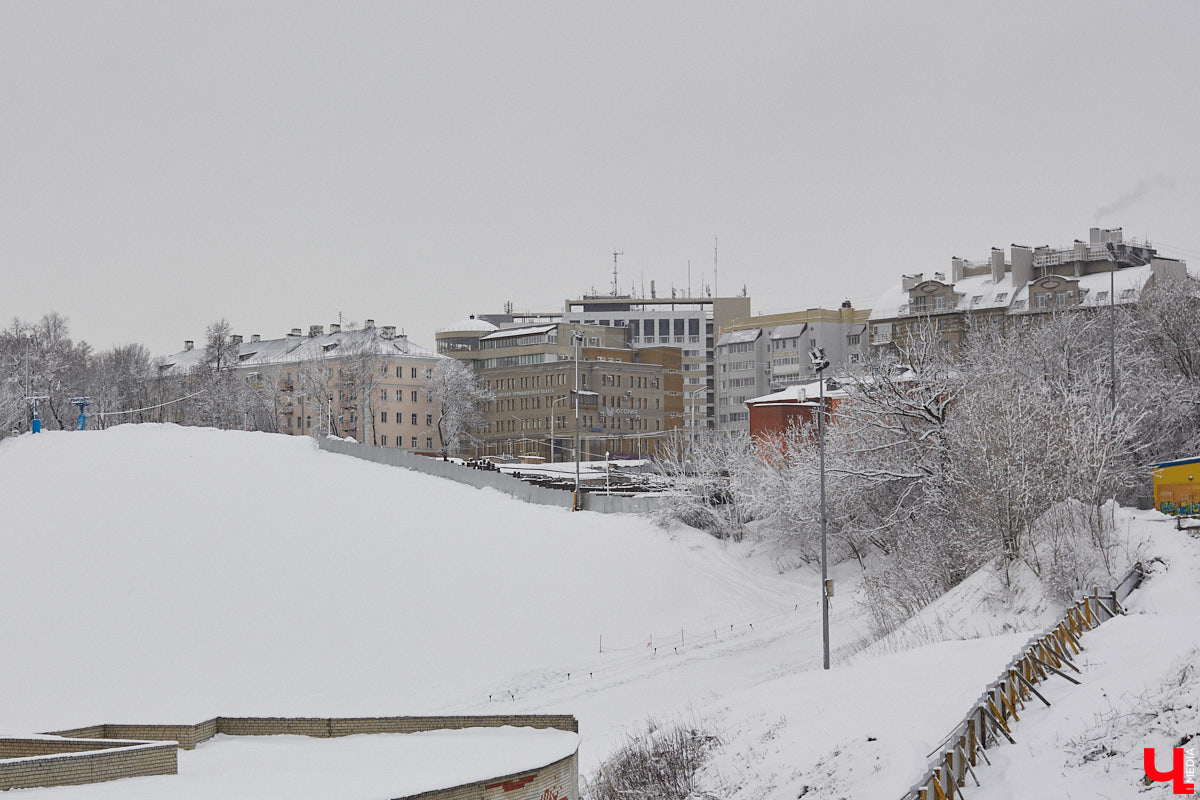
xmin=2 ymin=425 xmax=1195 ymax=799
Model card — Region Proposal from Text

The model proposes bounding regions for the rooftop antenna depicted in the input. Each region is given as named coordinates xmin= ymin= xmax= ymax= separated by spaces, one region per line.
xmin=611 ymin=250 xmax=624 ymax=297
xmin=688 ymin=260 xmax=692 ymax=297
xmin=714 ymin=236 xmax=719 ymax=297
xmin=641 ymin=270 xmax=645 ymax=299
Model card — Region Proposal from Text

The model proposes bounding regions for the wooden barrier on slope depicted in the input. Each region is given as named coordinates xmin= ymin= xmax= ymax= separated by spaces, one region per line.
xmin=899 ymin=562 xmax=1145 ymax=800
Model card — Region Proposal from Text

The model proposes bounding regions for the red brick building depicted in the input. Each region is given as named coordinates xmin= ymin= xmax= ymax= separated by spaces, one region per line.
xmin=746 ymin=382 xmax=846 ymax=443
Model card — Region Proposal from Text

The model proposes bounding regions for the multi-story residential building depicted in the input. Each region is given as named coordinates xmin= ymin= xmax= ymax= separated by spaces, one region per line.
xmin=713 ymin=302 xmax=870 ymax=433
xmin=868 ymin=228 xmax=1188 ymax=356
xmin=435 ymin=317 xmax=682 ymax=460
xmin=160 ymin=321 xmax=444 ymax=451
xmin=561 ymin=293 xmax=751 ymax=430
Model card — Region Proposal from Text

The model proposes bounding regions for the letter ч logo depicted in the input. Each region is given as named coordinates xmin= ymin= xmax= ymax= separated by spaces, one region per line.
xmin=1145 ymin=748 xmax=1196 ymax=795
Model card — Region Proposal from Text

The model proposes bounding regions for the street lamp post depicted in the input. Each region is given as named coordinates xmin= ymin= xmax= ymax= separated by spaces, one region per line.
xmin=573 ymin=332 xmax=584 ymax=506
xmin=809 ymin=345 xmax=831 ymax=671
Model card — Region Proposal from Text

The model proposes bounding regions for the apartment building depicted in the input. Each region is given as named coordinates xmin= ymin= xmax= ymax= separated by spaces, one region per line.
xmin=160 ymin=321 xmax=443 ymax=451
xmin=562 ymin=293 xmax=751 ymax=431
xmin=714 ymin=302 xmax=870 ymax=433
xmin=435 ymin=317 xmax=682 ymax=460
xmin=868 ymin=228 xmax=1188 ymax=356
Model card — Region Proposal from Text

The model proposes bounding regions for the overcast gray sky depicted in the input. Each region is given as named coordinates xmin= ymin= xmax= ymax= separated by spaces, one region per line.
xmin=3 ymin=1 xmax=1199 ymax=356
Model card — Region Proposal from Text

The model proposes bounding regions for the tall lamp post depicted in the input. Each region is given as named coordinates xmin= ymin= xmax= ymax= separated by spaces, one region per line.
xmin=809 ymin=345 xmax=831 ymax=670
xmin=573 ymin=332 xmax=584 ymax=506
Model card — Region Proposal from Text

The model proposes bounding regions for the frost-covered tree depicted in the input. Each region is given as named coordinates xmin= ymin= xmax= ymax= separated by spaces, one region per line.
xmin=424 ymin=357 xmax=493 ymax=457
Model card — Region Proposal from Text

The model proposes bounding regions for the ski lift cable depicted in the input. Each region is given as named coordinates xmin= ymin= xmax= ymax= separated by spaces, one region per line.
xmin=96 ymin=389 xmax=209 ymax=418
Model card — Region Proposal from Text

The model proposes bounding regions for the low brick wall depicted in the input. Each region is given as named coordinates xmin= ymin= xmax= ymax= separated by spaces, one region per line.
xmin=0 ymin=739 xmax=177 ymax=790
xmin=50 ymin=715 xmax=578 ymax=750
xmin=403 ymin=749 xmax=578 ymax=800
xmin=23 ymin=715 xmax=579 ymax=795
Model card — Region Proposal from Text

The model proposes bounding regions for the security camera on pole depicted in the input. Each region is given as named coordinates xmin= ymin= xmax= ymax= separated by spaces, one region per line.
xmin=809 ymin=345 xmax=832 ymax=670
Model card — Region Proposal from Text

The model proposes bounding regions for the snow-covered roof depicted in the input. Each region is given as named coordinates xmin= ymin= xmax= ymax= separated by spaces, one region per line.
xmin=846 ymin=323 xmax=867 ymax=336
xmin=870 ymin=273 xmax=1017 ymax=320
xmin=438 ymin=317 xmax=499 ymax=334
xmin=746 ymin=378 xmax=849 ymax=406
xmin=1010 ymin=265 xmax=1152 ymax=311
xmin=160 ymin=328 xmax=440 ymax=375
xmin=479 ymin=324 xmax=558 ymax=341
xmin=717 ymin=328 xmax=761 ymax=346
xmin=769 ymin=323 xmax=807 ymax=339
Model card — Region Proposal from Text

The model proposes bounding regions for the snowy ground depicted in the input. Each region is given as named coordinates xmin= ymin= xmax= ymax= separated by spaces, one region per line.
xmin=1 ymin=426 xmax=1193 ymax=798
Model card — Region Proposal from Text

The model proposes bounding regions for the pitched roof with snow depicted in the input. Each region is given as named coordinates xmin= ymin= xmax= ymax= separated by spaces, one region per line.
xmin=769 ymin=323 xmax=807 ymax=339
xmin=479 ymin=324 xmax=558 ymax=341
xmin=160 ymin=328 xmax=440 ymax=375
xmin=716 ymin=328 xmax=761 ymax=346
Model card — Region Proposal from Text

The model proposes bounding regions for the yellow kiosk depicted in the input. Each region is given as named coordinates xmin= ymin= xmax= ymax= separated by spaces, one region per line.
xmin=1151 ymin=456 xmax=1200 ymax=516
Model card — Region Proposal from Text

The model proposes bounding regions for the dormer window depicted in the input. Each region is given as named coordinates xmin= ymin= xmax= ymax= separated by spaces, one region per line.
xmin=971 ymin=295 xmax=982 ymax=306
xmin=994 ymin=292 xmax=1008 ymax=303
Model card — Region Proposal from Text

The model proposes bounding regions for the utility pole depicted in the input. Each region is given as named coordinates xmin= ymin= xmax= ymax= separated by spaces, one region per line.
xmin=809 ymin=346 xmax=831 ymax=670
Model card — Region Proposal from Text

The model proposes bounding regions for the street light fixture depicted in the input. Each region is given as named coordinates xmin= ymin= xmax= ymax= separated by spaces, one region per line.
xmin=572 ymin=332 xmax=585 ymax=507
xmin=549 ymin=394 xmax=570 ymax=463
xmin=809 ymin=345 xmax=831 ymax=671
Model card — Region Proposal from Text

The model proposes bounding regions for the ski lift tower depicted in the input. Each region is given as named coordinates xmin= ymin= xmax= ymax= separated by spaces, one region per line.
xmin=25 ymin=395 xmax=50 ymax=433
xmin=70 ymin=396 xmax=91 ymax=430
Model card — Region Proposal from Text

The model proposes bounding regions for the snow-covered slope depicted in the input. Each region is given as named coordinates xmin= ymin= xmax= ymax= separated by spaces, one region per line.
xmin=0 ymin=425 xmax=799 ymax=734
xmin=4 ymin=425 xmax=1190 ymax=799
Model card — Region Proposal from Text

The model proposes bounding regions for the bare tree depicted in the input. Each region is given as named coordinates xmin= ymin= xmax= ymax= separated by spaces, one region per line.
xmin=424 ymin=357 xmax=493 ymax=458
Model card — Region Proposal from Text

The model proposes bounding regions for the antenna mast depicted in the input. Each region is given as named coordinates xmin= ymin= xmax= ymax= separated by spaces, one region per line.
xmin=611 ymin=250 xmax=624 ymax=297
xmin=713 ymin=236 xmax=719 ymax=297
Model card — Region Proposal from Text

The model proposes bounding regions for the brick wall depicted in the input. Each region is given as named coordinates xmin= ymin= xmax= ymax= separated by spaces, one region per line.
xmin=403 ymin=750 xmax=578 ymax=800
xmin=0 ymin=740 xmax=177 ymax=790
xmin=50 ymin=715 xmax=578 ymax=749
xmin=20 ymin=715 xmax=579 ymax=794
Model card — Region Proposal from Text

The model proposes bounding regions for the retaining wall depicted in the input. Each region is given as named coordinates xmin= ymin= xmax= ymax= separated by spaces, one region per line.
xmin=318 ymin=437 xmax=671 ymax=514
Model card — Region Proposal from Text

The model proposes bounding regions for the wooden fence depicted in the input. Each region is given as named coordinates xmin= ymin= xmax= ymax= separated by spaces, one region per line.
xmin=900 ymin=562 xmax=1145 ymax=800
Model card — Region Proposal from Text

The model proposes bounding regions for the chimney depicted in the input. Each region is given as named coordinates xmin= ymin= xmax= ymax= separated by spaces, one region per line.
xmin=231 ymin=334 xmax=243 ymax=346
xmin=308 ymin=325 xmax=323 ymax=338
xmin=933 ymin=271 xmax=946 ymax=283
xmin=951 ymin=256 xmax=965 ymax=282
xmin=840 ymin=299 xmax=851 ymax=308
xmin=901 ymin=273 xmax=924 ymax=291
xmin=251 ymin=334 xmax=261 ymax=343
xmin=184 ymin=340 xmax=194 ymax=351
xmin=990 ymin=248 xmax=1005 ymax=283
xmin=365 ymin=319 xmax=375 ymax=329
xmin=287 ymin=329 xmax=302 ymax=351
xmin=290 ymin=328 xmax=302 ymax=336
xmin=329 ymin=323 xmax=341 ymax=334
xmin=1011 ymin=244 xmax=1033 ymax=292
xmin=1090 ymin=227 xmax=1102 ymax=245
xmin=381 ymin=325 xmax=396 ymax=340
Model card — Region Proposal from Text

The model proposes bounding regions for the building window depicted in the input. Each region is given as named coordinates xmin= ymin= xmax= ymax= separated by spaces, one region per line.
xmin=396 ymin=366 xmax=402 ymax=377
xmin=412 ymin=367 xmax=417 ymax=379
xmin=846 ymin=334 xmax=860 ymax=345
xmin=1035 ymin=293 xmax=1050 ymax=309
xmin=425 ymin=367 xmax=433 ymax=379
xmin=994 ymin=292 xmax=1008 ymax=303
xmin=426 ymin=413 xmax=433 ymax=426
xmin=412 ymin=437 xmax=417 ymax=448
xmin=1096 ymin=291 xmax=1109 ymax=303
xmin=381 ymin=435 xmax=388 ymax=446
xmin=381 ymin=389 xmax=388 ymax=401
xmin=381 ymin=411 xmax=388 ymax=423
xmin=412 ymin=390 xmax=418 ymax=402
xmin=426 ymin=437 xmax=433 ymax=449
xmin=411 ymin=413 xmax=418 ymax=425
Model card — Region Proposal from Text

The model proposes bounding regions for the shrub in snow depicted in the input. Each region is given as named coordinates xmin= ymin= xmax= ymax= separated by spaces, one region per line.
xmin=584 ymin=718 xmax=721 ymax=800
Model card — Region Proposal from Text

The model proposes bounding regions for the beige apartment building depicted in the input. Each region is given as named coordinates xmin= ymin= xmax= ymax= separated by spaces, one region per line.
xmin=436 ymin=317 xmax=683 ymax=459
xmin=160 ymin=321 xmax=444 ymax=452
xmin=714 ymin=301 xmax=871 ymax=433
xmin=868 ymin=228 xmax=1188 ymax=357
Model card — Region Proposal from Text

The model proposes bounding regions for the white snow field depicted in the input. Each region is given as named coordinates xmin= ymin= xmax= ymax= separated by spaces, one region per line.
xmin=1 ymin=425 xmax=1195 ymax=798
